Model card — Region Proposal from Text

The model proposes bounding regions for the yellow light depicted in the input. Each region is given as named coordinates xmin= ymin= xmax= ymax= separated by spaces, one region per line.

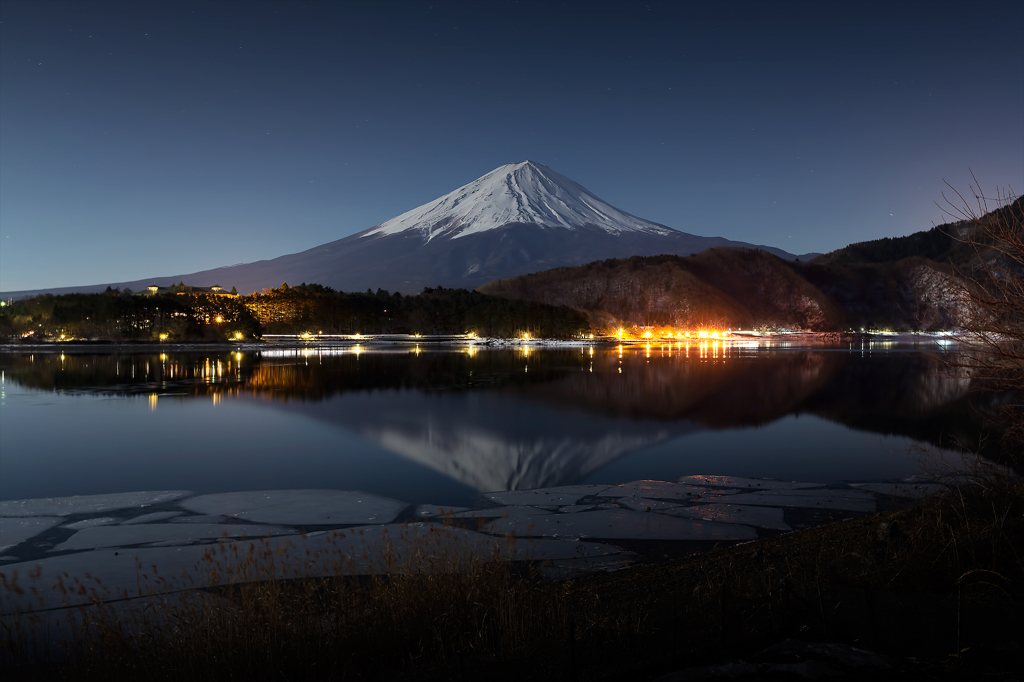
xmin=353 ymin=333 xmax=361 ymax=338
xmin=523 ymin=332 xmax=530 ymax=340
xmin=215 ymin=316 xmax=223 ymax=323
xmin=643 ymin=331 xmax=652 ymax=338
xmin=711 ymin=331 xmax=720 ymax=339
xmin=234 ymin=332 xmax=243 ymax=340
xmin=698 ymin=330 xmax=709 ymax=339
xmin=617 ymin=328 xmax=624 ymax=337
xmin=159 ymin=333 xmax=168 ymax=341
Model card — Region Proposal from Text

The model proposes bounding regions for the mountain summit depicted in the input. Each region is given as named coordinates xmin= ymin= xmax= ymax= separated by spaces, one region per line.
xmin=364 ymin=161 xmax=674 ymax=241
xmin=4 ymin=162 xmax=813 ymax=298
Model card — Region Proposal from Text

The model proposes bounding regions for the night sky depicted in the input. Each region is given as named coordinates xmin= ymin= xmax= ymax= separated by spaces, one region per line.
xmin=2 ymin=0 xmax=1021 ymax=292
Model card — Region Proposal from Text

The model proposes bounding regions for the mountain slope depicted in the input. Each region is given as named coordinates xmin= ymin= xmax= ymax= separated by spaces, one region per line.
xmin=364 ymin=161 xmax=676 ymax=240
xmin=810 ymin=197 xmax=1023 ymax=270
xmin=480 ymin=237 xmax=981 ymax=333
xmin=479 ymin=249 xmax=845 ymax=331
xmin=4 ymin=161 xmax=812 ymax=299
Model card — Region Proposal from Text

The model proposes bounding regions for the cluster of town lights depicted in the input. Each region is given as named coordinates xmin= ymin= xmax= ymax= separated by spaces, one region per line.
xmin=615 ymin=328 xmax=730 ymax=341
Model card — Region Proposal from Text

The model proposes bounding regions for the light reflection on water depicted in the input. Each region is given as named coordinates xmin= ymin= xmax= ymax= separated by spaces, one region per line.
xmin=0 ymin=345 xmax=981 ymax=506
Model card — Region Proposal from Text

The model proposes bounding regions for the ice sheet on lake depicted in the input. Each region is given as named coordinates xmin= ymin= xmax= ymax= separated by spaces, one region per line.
xmin=664 ymin=504 xmax=791 ymax=531
xmin=716 ymin=489 xmax=877 ymax=512
xmin=0 ymin=517 xmax=62 ymax=553
xmin=541 ymin=555 xmax=637 ymax=579
xmin=484 ymin=508 xmax=757 ymax=541
xmin=170 ymin=515 xmax=228 ymax=524
xmin=52 ymin=524 xmax=294 ymax=552
xmin=599 ymin=480 xmax=739 ymax=500
xmin=484 ymin=485 xmax=610 ymax=507
xmin=122 ymin=511 xmax=183 ymax=525
xmin=180 ymin=490 xmax=407 ymax=525
xmin=412 ymin=505 xmax=470 ymax=519
xmin=3 ymin=523 xmax=625 ymax=613
xmin=678 ymin=475 xmax=821 ymax=490
xmin=0 ymin=491 xmax=191 ymax=517
xmin=557 ymin=504 xmax=599 ymax=513
xmin=850 ymin=482 xmax=944 ymax=499
xmin=63 ymin=517 xmax=119 ymax=530
xmin=616 ymin=496 xmax=683 ymax=513
xmin=455 ymin=505 xmax=554 ymax=519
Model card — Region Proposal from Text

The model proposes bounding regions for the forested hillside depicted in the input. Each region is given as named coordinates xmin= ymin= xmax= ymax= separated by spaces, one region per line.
xmin=480 ymin=250 xmax=845 ymax=332
xmin=480 ymin=246 xmax=968 ymax=332
xmin=810 ymin=196 xmax=1024 ymax=269
xmin=0 ymin=285 xmax=590 ymax=341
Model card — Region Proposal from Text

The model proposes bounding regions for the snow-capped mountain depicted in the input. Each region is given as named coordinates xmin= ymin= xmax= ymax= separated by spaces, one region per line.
xmin=4 ymin=161 xmax=813 ymax=298
xmin=364 ymin=161 xmax=675 ymax=241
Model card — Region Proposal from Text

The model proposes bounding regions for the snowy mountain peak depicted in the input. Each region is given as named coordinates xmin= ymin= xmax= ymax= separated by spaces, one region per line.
xmin=362 ymin=161 xmax=673 ymax=242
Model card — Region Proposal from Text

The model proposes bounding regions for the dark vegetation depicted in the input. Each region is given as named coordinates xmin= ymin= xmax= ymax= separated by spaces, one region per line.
xmin=0 ymin=288 xmax=261 ymax=342
xmin=480 ymin=248 xmax=955 ymax=333
xmin=249 ymin=283 xmax=589 ymax=337
xmin=2 ymin=474 xmax=1021 ymax=681
xmin=810 ymin=224 xmax=969 ymax=267
xmin=480 ymin=250 xmax=843 ymax=332
xmin=0 ymin=285 xmax=590 ymax=342
xmin=937 ymin=183 xmax=1024 ymax=463
xmin=810 ymin=195 xmax=1024 ymax=270
xmin=480 ymin=197 xmax=1024 ymax=333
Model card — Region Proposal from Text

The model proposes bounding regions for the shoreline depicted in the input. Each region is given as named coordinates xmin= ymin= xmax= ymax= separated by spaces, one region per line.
xmin=0 ymin=330 xmax=959 ymax=353
xmin=4 ymin=476 xmax=1020 ymax=680
xmin=1 ymin=476 xmax=935 ymax=606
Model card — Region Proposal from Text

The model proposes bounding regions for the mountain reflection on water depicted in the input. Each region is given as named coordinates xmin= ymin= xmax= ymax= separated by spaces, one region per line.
xmin=0 ymin=344 xmax=997 ymax=496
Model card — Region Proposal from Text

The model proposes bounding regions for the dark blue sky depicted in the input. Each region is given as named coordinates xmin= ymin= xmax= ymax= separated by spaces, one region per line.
xmin=2 ymin=0 xmax=1022 ymax=291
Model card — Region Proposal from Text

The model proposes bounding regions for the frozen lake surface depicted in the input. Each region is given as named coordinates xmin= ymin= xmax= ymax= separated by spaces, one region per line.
xmin=0 ymin=342 xmax=976 ymax=617
xmin=1 ymin=476 xmax=938 ymax=615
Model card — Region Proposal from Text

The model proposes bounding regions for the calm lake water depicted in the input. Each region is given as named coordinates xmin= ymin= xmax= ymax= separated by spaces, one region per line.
xmin=0 ymin=342 xmax=978 ymax=507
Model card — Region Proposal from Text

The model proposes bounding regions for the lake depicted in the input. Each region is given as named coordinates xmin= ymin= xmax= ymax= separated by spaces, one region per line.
xmin=0 ymin=339 xmax=978 ymax=507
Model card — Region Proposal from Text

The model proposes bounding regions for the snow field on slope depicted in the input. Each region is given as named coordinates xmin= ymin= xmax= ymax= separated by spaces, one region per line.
xmin=364 ymin=161 xmax=673 ymax=241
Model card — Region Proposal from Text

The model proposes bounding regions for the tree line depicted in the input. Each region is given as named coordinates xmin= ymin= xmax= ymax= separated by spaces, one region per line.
xmin=249 ymin=283 xmax=590 ymax=337
xmin=0 ymin=284 xmax=591 ymax=342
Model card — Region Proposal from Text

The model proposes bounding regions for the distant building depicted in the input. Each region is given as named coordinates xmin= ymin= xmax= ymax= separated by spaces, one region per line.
xmin=140 ymin=283 xmax=237 ymax=297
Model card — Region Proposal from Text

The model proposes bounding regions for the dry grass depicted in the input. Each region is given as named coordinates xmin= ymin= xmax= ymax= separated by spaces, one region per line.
xmin=1 ymin=518 xmax=637 ymax=681
xmin=576 ymin=457 xmax=1023 ymax=676
xmin=2 ymin=468 xmax=1021 ymax=681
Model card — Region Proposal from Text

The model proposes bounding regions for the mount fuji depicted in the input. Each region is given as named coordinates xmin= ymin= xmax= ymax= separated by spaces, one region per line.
xmin=7 ymin=161 xmax=814 ymax=297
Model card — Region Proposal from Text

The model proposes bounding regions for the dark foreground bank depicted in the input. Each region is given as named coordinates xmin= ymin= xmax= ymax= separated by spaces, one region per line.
xmin=2 ymin=468 xmax=1021 ymax=681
